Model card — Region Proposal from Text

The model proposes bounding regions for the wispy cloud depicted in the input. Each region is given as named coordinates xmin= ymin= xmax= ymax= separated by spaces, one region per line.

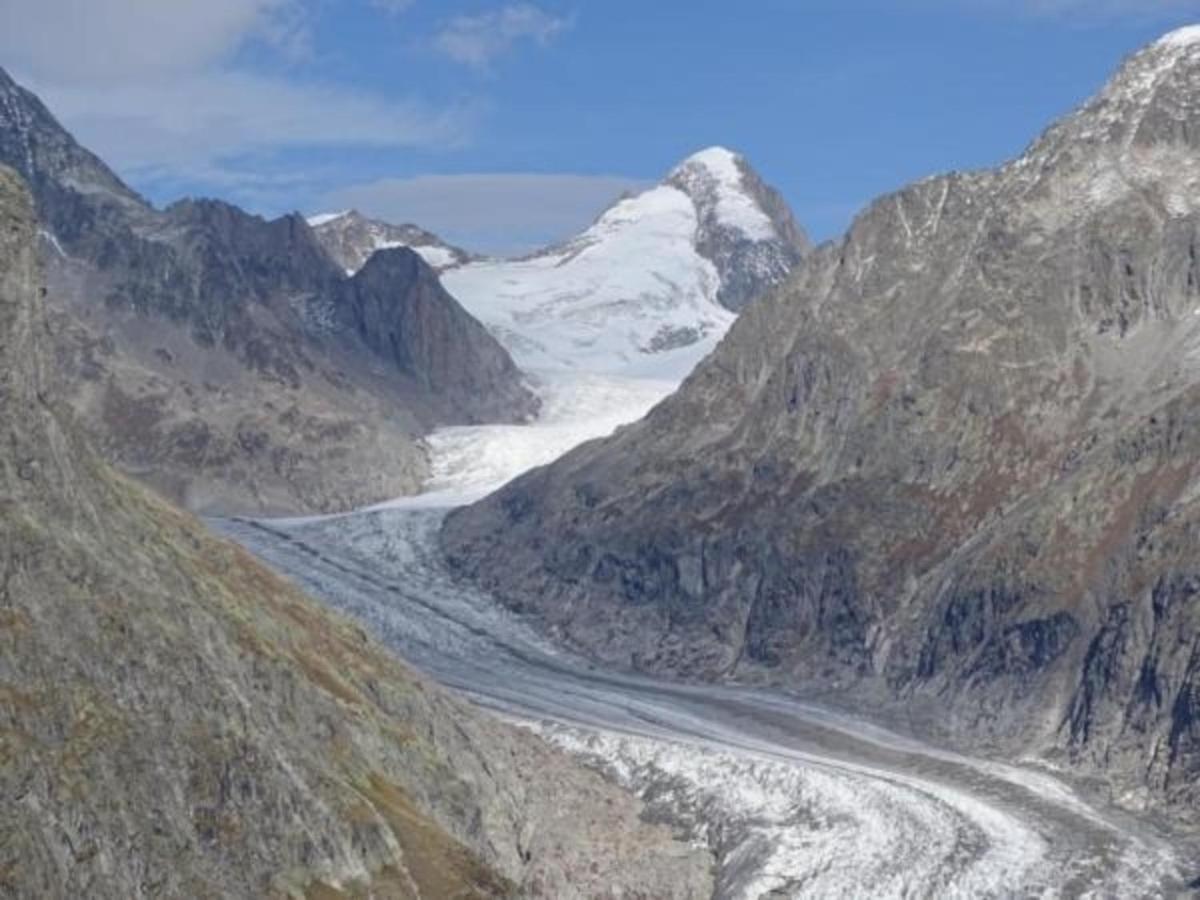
xmin=0 ymin=0 xmax=472 ymax=202
xmin=958 ymin=0 xmax=1198 ymax=20
xmin=322 ymin=172 xmax=647 ymax=254
xmin=0 ymin=0 xmax=305 ymax=83
xmin=434 ymin=3 xmax=569 ymax=68
xmin=31 ymin=71 xmax=472 ymax=175
xmin=370 ymin=0 xmax=416 ymax=14
xmin=1024 ymin=0 xmax=1195 ymax=14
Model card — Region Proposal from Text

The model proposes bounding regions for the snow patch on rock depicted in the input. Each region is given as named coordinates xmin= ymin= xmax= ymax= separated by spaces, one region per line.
xmin=670 ymin=146 xmax=777 ymax=240
xmin=306 ymin=210 xmax=350 ymax=227
xmin=1156 ymin=25 xmax=1200 ymax=49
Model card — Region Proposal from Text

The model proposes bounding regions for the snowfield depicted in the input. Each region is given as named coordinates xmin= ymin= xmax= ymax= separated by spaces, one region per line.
xmin=441 ymin=178 xmax=735 ymax=374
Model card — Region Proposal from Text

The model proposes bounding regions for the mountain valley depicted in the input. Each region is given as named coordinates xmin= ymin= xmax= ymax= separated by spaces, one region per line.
xmin=6 ymin=14 xmax=1200 ymax=900
xmin=0 ymin=162 xmax=714 ymax=899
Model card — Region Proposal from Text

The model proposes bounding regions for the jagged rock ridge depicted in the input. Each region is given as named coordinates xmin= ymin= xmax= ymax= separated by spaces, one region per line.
xmin=0 ymin=66 xmax=536 ymax=515
xmin=309 ymin=209 xmax=474 ymax=275
xmin=0 ymin=165 xmax=712 ymax=898
xmin=442 ymin=30 xmax=1200 ymax=824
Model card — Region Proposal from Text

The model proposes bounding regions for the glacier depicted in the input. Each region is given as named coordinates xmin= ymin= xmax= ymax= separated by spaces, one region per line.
xmin=214 ymin=507 xmax=1189 ymax=898
xmin=233 ymin=145 xmax=1200 ymax=896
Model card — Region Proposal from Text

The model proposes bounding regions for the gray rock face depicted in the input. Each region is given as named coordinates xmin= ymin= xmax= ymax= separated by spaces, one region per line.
xmin=443 ymin=32 xmax=1200 ymax=825
xmin=336 ymin=248 xmax=534 ymax=424
xmin=150 ymin=197 xmax=342 ymax=343
xmin=0 ymin=68 xmax=144 ymax=215
xmin=0 ymin=165 xmax=712 ymax=899
xmin=0 ymin=66 xmax=536 ymax=515
xmin=311 ymin=209 xmax=473 ymax=274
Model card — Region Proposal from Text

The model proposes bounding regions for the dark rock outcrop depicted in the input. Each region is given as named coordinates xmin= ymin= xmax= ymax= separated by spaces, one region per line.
xmin=337 ymin=248 xmax=534 ymax=424
xmin=0 ymin=66 xmax=536 ymax=515
xmin=443 ymin=32 xmax=1200 ymax=823
xmin=0 ymin=165 xmax=711 ymax=899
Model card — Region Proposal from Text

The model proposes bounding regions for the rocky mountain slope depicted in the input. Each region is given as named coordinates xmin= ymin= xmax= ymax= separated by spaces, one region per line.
xmin=443 ymin=30 xmax=1200 ymax=825
xmin=432 ymin=147 xmax=808 ymax=376
xmin=310 ymin=209 xmax=473 ymax=274
xmin=0 ymin=66 xmax=536 ymax=515
xmin=0 ymin=165 xmax=711 ymax=899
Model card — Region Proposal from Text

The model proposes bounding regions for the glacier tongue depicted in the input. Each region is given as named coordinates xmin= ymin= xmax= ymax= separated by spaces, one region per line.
xmin=215 ymin=508 xmax=1190 ymax=899
xmin=367 ymin=369 xmax=682 ymax=510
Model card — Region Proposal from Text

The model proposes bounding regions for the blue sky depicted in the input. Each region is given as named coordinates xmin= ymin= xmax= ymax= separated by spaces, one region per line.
xmin=3 ymin=0 xmax=1199 ymax=252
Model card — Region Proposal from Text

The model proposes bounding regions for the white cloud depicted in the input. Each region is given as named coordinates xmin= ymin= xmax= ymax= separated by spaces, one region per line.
xmin=0 ymin=0 xmax=465 ymax=199
xmin=322 ymin=172 xmax=648 ymax=254
xmin=0 ymin=0 xmax=303 ymax=84
xmin=370 ymin=0 xmax=416 ymax=13
xmin=435 ymin=3 xmax=568 ymax=68
xmin=31 ymin=71 xmax=471 ymax=176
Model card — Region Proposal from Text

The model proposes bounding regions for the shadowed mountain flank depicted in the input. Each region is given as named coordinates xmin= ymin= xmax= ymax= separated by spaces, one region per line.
xmin=0 ymin=166 xmax=710 ymax=898
xmin=0 ymin=67 xmax=536 ymax=515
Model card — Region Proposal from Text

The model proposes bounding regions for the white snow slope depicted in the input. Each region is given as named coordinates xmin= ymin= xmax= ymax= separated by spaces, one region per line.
xmin=442 ymin=145 xmax=790 ymax=376
xmin=399 ymin=370 xmax=682 ymax=507
xmin=441 ymin=167 xmax=736 ymax=375
xmin=409 ymin=146 xmax=792 ymax=498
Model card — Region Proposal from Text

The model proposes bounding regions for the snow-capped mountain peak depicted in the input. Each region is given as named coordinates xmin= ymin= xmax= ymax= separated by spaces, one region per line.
xmin=667 ymin=145 xmax=810 ymax=311
xmin=308 ymin=208 xmax=472 ymax=274
xmin=675 ymin=144 xmax=742 ymax=169
xmin=439 ymin=147 xmax=808 ymax=377
xmin=1067 ymin=24 xmax=1200 ymax=132
xmin=667 ymin=145 xmax=777 ymax=240
xmin=304 ymin=150 xmax=805 ymax=384
xmin=1156 ymin=24 xmax=1200 ymax=49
